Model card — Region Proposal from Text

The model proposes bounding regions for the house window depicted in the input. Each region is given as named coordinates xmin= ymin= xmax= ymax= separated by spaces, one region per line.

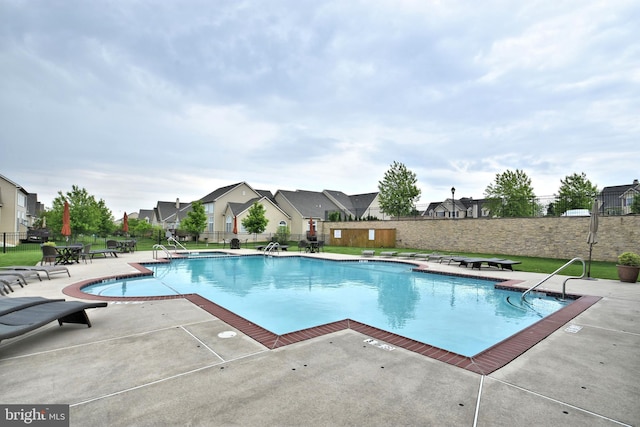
xmin=226 ymin=216 xmax=232 ymax=233
xmin=279 ymin=220 xmax=287 ymax=227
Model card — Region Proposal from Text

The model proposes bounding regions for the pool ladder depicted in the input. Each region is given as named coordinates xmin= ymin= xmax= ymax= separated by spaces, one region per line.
xmin=521 ymin=257 xmax=585 ymax=302
xmin=264 ymin=242 xmax=280 ymax=256
xmin=167 ymin=237 xmax=187 ymax=251
xmin=153 ymin=244 xmax=173 ymax=260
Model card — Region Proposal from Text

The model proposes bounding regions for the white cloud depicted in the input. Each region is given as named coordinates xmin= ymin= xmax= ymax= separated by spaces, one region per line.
xmin=1 ymin=0 xmax=638 ymax=214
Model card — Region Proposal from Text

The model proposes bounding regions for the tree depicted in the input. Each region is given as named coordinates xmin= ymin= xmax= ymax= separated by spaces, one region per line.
xmin=48 ymin=185 xmax=113 ymax=238
xmin=484 ymin=169 xmax=536 ymax=217
xmin=128 ymin=217 xmax=153 ymax=238
xmin=631 ymin=193 xmax=640 ymax=214
xmin=377 ymin=161 xmax=421 ymax=217
xmin=242 ymin=202 xmax=269 ymax=239
xmin=95 ymin=199 xmax=115 ymax=237
xmin=555 ymin=172 xmax=598 ymax=215
xmin=180 ymin=201 xmax=207 ymax=241
xmin=274 ymin=225 xmax=290 ymax=244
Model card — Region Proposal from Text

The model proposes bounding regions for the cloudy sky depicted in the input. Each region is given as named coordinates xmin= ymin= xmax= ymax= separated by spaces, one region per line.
xmin=1 ymin=0 xmax=638 ymax=217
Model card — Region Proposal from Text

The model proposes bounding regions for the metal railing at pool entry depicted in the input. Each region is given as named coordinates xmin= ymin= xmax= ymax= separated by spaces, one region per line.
xmin=153 ymin=244 xmax=173 ymax=260
xmin=522 ymin=257 xmax=585 ymax=301
xmin=264 ymin=241 xmax=280 ymax=255
xmin=167 ymin=237 xmax=187 ymax=251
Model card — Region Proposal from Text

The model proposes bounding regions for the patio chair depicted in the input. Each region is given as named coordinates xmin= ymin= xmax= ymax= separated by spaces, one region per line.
xmin=0 ymin=277 xmax=21 ymax=294
xmin=80 ymin=244 xmax=93 ymax=263
xmin=0 ymin=265 xmax=70 ymax=279
xmin=230 ymin=238 xmax=241 ymax=249
xmin=0 ymin=270 xmax=42 ymax=284
xmin=297 ymin=240 xmax=309 ymax=252
xmin=0 ymin=298 xmax=108 ymax=343
xmin=0 ymin=296 xmax=66 ymax=316
xmin=40 ymin=245 xmax=61 ymax=266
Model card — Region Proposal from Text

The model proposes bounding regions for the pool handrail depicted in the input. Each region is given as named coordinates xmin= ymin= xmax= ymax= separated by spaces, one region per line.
xmin=167 ymin=237 xmax=187 ymax=251
xmin=152 ymin=244 xmax=173 ymax=260
xmin=521 ymin=257 xmax=585 ymax=301
xmin=264 ymin=241 xmax=280 ymax=255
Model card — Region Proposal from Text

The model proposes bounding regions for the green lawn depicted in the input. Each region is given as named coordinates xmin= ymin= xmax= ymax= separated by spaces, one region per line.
xmin=0 ymin=240 xmax=620 ymax=280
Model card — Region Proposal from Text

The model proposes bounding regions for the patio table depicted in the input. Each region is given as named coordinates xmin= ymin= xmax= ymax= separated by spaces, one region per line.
xmin=55 ymin=246 xmax=82 ymax=265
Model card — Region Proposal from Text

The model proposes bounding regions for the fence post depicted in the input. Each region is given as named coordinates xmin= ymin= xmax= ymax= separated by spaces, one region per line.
xmin=2 ymin=232 xmax=5 ymax=254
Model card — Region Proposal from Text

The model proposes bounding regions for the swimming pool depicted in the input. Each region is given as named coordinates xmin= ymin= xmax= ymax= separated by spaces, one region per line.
xmin=81 ymin=255 xmax=571 ymax=357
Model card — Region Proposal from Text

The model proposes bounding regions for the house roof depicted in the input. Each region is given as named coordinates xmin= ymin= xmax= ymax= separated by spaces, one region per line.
xmin=256 ymin=189 xmax=275 ymax=200
xmin=227 ymin=199 xmax=259 ymax=216
xmin=155 ymin=201 xmax=192 ymax=222
xmin=227 ymin=196 xmax=291 ymax=218
xmin=138 ymin=209 xmax=155 ymax=221
xmin=199 ymin=182 xmax=256 ymax=203
xmin=276 ymin=190 xmax=340 ymax=218
xmin=322 ymin=190 xmax=377 ymax=217
xmin=600 ymin=180 xmax=639 ymax=198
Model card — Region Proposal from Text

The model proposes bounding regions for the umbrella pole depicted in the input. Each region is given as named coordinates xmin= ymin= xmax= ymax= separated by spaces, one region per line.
xmin=587 ymin=244 xmax=593 ymax=278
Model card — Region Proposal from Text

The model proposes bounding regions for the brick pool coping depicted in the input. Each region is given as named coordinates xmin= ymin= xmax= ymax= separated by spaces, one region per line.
xmin=63 ymin=261 xmax=601 ymax=375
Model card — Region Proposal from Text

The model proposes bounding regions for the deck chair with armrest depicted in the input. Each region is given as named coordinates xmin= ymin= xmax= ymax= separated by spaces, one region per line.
xmin=0 ymin=297 xmax=108 ymax=343
xmin=230 ymin=238 xmax=241 ymax=249
xmin=40 ymin=245 xmax=62 ymax=266
xmin=0 ymin=297 xmax=66 ymax=316
xmin=0 ymin=270 xmax=42 ymax=284
xmin=0 ymin=277 xmax=21 ymax=294
xmin=1 ymin=265 xmax=70 ymax=279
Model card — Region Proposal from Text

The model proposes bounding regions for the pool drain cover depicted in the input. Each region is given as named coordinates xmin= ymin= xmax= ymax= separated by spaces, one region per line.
xmin=218 ymin=331 xmax=237 ymax=338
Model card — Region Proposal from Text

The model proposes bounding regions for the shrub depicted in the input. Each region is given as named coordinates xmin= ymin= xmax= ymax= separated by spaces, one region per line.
xmin=618 ymin=252 xmax=640 ymax=267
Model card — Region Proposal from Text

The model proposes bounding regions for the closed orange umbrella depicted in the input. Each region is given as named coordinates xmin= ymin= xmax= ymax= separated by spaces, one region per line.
xmin=309 ymin=217 xmax=315 ymax=237
xmin=61 ymin=201 xmax=71 ymax=238
xmin=123 ymin=212 xmax=129 ymax=233
xmin=232 ymin=216 xmax=238 ymax=234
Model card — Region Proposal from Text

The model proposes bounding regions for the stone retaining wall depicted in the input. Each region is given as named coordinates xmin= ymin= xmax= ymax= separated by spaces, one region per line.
xmin=321 ymin=215 xmax=640 ymax=262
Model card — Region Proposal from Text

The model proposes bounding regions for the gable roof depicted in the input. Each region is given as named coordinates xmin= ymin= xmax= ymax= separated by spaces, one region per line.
xmin=600 ymin=180 xmax=639 ymax=198
xmin=227 ymin=196 xmax=291 ymax=218
xmin=276 ymin=190 xmax=340 ymax=218
xmin=256 ymin=189 xmax=275 ymax=200
xmin=227 ymin=199 xmax=259 ymax=216
xmin=138 ymin=209 xmax=155 ymax=222
xmin=322 ymin=190 xmax=378 ymax=218
xmin=155 ymin=201 xmax=192 ymax=222
xmin=199 ymin=182 xmax=258 ymax=203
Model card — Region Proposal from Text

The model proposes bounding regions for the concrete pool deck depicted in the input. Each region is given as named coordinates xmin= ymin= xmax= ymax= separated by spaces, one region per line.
xmin=1 ymin=250 xmax=638 ymax=426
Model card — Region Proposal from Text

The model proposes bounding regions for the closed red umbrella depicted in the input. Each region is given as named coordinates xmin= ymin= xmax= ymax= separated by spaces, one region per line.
xmin=123 ymin=212 xmax=129 ymax=233
xmin=232 ymin=216 xmax=238 ymax=234
xmin=61 ymin=201 xmax=71 ymax=238
xmin=309 ymin=217 xmax=315 ymax=237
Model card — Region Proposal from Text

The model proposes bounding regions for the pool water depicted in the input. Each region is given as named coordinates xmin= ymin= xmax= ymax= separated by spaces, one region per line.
xmin=82 ymin=256 xmax=570 ymax=356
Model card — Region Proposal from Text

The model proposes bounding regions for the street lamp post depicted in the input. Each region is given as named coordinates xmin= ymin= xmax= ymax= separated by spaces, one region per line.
xmin=451 ymin=187 xmax=456 ymax=219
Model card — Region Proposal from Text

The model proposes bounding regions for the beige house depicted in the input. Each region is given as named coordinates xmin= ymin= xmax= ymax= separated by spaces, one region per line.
xmin=198 ymin=182 xmax=289 ymax=242
xmin=222 ymin=196 xmax=290 ymax=241
xmin=0 ymin=173 xmax=33 ymax=236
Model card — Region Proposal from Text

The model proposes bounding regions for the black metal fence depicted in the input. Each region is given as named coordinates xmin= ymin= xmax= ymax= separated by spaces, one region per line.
xmin=1 ymin=231 xmax=330 ymax=253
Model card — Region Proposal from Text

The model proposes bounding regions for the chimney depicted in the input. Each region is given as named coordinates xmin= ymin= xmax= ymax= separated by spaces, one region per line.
xmin=633 ymin=179 xmax=639 ymax=185
xmin=176 ymin=198 xmax=180 ymax=209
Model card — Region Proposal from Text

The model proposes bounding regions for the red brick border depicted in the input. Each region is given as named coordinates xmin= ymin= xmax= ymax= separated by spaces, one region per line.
xmin=63 ymin=261 xmax=601 ymax=374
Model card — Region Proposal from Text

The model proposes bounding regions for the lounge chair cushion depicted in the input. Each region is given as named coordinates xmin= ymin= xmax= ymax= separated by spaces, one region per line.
xmin=0 ymin=299 xmax=108 ymax=342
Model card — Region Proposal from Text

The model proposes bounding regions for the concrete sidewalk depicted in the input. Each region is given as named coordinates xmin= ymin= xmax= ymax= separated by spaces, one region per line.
xmin=1 ymin=251 xmax=638 ymax=426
